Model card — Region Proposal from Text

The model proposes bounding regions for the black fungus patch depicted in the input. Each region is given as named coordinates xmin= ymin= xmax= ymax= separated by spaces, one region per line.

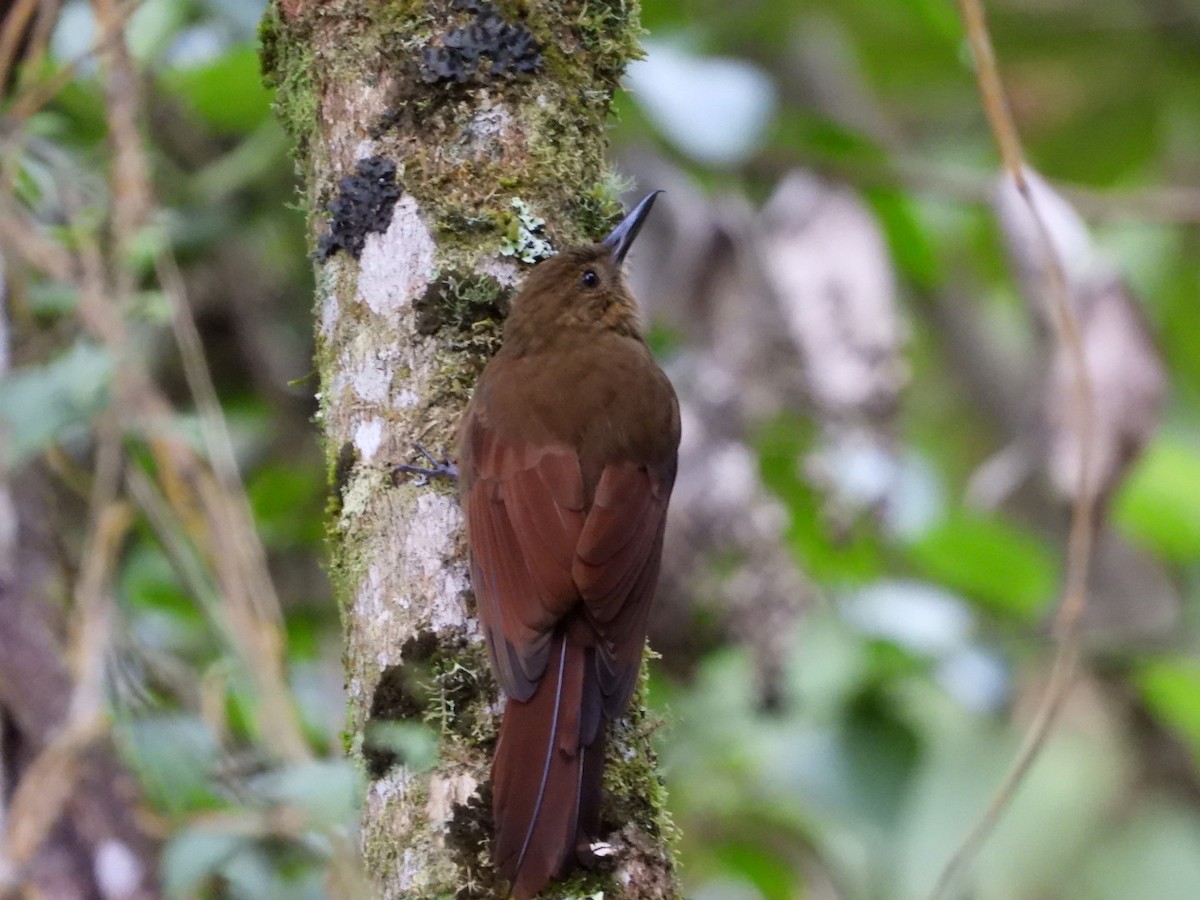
xmin=316 ymin=157 xmax=403 ymax=260
xmin=420 ymin=7 xmax=542 ymax=85
xmin=332 ymin=441 xmax=357 ymax=506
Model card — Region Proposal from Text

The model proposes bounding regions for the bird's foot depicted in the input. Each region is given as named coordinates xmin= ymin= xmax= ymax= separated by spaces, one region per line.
xmin=393 ymin=444 xmax=459 ymax=486
xmin=576 ymin=839 xmax=616 ymax=867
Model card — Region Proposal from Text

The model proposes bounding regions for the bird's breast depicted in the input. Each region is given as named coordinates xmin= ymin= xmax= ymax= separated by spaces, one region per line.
xmin=473 ymin=330 xmax=679 ymax=473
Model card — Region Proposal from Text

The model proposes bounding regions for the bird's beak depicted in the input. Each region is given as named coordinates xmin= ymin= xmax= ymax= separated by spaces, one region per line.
xmin=602 ymin=191 xmax=662 ymax=264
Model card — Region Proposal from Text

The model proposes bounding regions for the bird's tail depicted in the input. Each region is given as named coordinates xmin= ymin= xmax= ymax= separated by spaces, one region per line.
xmin=492 ymin=630 xmax=605 ymax=899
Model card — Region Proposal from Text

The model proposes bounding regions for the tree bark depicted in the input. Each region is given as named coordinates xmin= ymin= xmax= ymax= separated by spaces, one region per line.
xmin=261 ymin=2 xmax=680 ymax=896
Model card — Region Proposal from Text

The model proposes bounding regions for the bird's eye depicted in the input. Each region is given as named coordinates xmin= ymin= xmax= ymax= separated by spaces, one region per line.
xmin=581 ymin=270 xmax=599 ymax=288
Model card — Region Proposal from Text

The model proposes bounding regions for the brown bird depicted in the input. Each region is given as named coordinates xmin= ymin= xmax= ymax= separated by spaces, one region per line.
xmin=459 ymin=193 xmax=679 ymax=897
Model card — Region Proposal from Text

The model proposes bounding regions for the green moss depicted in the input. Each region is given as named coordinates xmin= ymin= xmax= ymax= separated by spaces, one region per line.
xmin=429 ymin=339 xmax=495 ymax=407
xmin=324 ymin=471 xmax=378 ymax=623
xmin=554 ymin=868 xmax=616 ymax=898
xmin=575 ymin=168 xmax=633 ymax=240
xmin=603 ymin=649 xmax=679 ymax=844
xmin=525 ymin=0 xmax=644 ymax=90
xmin=369 ymin=0 xmax=438 ymax=58
xmin=346 ymin=0 xmax=643 ymax=252
xmin=443 ymin=273 xmax=509 ymax=325
xmin=361 ymin=775 xmax=434 ymax=886
xmin=258 ymin=6 xmax=318 ymax=163
xmin=423 ymin=640 xmax=498 ymax=746
xmin=415 ymin=270 xmax=511 ymax=335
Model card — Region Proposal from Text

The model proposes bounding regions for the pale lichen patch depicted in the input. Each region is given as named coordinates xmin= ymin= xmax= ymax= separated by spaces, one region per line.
xmin=356 ymin=195 xmax=437 ymax=318
xmin=353 ymin=139 xmax=376 ymax=162
xmin=409 ymin=493 xmax=462 ymax=564
xmin=319 ymin=281 xmax=340 ymax=338
xmin=478 ymin=255 xmax=521 ymax=287
xmin=355 ymin=562 xmax=386 ymax=622
xmin=346 ymin=343 xmax=394 ymax=404
xmin=431 ymin=578 xmax=473 ymax=634
xmin=353 ymin=417 xmax=385 ymax=460
xmin=453 ymin=101 xmax=518 ymax=164
xmin=339 ymin=472 xmax=377 ymax=520
xmin=426 ymin=772 xmax=479 ymax=832
xmin=401 ymin=494 xmax=469 ymax=624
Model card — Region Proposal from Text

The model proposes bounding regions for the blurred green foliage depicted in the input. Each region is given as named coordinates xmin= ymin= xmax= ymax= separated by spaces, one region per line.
xmin=0 ymin=340 xmax=112 ymax=466
xmin=905 ymin=512 xmax=1058 ymax=622
xmin=620 ymin=0 xmax=1200 ymax=897
xmin=1114 ymin=438 xmax=1200 ymax=563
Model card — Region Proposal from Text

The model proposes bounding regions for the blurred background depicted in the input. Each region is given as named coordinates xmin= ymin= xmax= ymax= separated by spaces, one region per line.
xmin=2 ymin=0 xmax=1200 ymax=897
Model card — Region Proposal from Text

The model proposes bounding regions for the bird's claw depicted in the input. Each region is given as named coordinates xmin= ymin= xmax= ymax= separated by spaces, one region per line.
xmin=393 ymin=444 xmax=459 ymax=486
xmin=576 ymin=839 xmax=616 ymax=867
xmin=588 ymin=842 xmax=616 ymax=858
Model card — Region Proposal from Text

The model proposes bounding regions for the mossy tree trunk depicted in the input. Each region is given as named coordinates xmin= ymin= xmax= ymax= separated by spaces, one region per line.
xmin=261 ymin=1 xmax=679 ymax=896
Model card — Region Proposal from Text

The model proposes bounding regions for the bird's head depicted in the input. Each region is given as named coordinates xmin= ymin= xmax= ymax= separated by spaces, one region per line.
xmin=503 ymin=192 xmax=660 ymax=346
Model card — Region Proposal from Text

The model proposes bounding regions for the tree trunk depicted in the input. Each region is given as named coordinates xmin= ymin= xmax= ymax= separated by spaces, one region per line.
xmin=261 ymin=2 xmax=680 ymax=896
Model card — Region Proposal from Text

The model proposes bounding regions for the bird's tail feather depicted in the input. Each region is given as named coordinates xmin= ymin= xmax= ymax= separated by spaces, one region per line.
xmin=492 ymin=631 xmax=603 ymax=899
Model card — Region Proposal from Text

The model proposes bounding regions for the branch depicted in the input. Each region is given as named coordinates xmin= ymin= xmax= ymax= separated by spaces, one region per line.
xmin=928 ymin=2 xmax=1098 ymax=897
xmin=0 ymin=0 xmax=37 ymax=92
xmin=3 ymin=425 xmax=127 ymax=871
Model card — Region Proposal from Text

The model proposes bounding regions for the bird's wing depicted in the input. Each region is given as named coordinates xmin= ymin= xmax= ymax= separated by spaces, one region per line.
xmin=573 ymin=459 xmax=676 ymax=717
xmin=461 ymin=415 xmax=586 ymax=701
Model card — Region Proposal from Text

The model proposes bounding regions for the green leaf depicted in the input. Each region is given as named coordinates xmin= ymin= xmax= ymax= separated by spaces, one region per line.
xmin=126 ymin=0 xmax=188 ymax=64
xmin=45 ymin=82 xmax=109 ymax=145
xmin=866 ymin=187 xmax=940 ymax=290
xmin=248 ymin=463 xmax=326 ymax=549
xmin=120 ymin=541 xmax=207 ymax=651
xmin=253 ymin=759 xmax=361 ymax=827
xmin=162 ymin=45 xmax=273 ymax=134
xmin=116 ymin=715 xmax=223 ymax=815
xmin=27 ymin=282 xmax=79 ymax=317
xmin=839 ymin=685 xmax=922 ymax=826
xmin=1112 ymin=437 xmax=1200 ymax=562
xmin=755 ymin=415 xmax=885 ymax=583
xmin=768 ymin=109 xmax=885 ymax=168
xmin=221 ymin=846 xmax=309 ymax=900
xmin=904 ymin=512 xmax=1059 ymax=621
xmin=711 ymin=842 xmax=799 ymax=900
xmin=364 ymin=721 xmax=439 ymax=773
xmin=0 ymin=341 xmax=113 ymax=468
xmin=162 ymin=830 xmax=244 ymax=899
xmin=122 ymin=220 xmax=172 ymax=277
xmin=1136 ymin=657 xmax=1200 ymax=768
xmin=1067 ymin=803 xmax=1200 ymax=900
